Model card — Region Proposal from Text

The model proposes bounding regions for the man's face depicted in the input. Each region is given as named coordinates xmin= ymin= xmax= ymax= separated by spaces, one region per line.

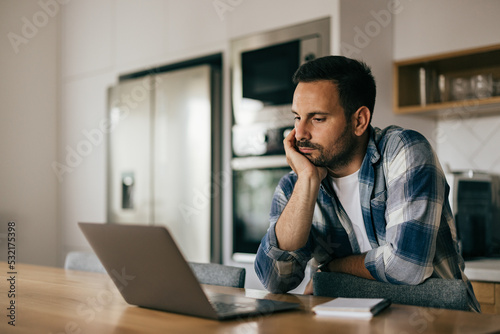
xmin=291 ymin=80 xmax=358 ymax=174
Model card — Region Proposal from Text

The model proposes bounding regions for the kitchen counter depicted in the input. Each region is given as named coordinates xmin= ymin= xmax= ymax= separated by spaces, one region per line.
xmin=464 ymin=259 xmax=500 ymax=282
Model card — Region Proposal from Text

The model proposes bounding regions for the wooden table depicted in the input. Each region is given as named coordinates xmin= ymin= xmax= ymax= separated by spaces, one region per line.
xmin=2 ymin=263 xmax=500 ymax=334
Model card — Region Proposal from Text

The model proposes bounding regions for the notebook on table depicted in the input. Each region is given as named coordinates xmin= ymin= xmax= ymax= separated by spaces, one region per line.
xmin=312 ymin=297 xmax=391 ymax=319
xmin=78 ymin=222 xmax=300 ymax=320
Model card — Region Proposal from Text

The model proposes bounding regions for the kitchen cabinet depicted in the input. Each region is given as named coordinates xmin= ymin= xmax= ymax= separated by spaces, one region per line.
xmin=393 ymin=44 xmax=500 ymax=116
xmin=466 ymin=259 xmax=500 ymax=314
xmin=470 ymin=281 xmax=500 ymax=314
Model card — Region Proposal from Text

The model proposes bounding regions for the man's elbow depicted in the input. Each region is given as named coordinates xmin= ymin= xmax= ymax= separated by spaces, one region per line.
xmin=257 ymin=268 xmax=304 ymax=294
xmin=386 ymin=266 xmax=432 ymax=285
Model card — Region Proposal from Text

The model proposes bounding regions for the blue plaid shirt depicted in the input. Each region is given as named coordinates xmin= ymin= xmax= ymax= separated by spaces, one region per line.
xmin=255 ymin=125 xmax=480 ymax=312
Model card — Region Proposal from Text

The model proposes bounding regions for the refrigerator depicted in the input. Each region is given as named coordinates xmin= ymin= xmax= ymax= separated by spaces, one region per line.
xmin=107 ymin=63 xmax=221 ymax=264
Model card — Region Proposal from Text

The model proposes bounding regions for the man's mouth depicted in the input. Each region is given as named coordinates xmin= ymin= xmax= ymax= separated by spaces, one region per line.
xmin=298 ymin=147 xmax=315 ymax=154
xmin=296 ymin=141 xmax=320 ymax=155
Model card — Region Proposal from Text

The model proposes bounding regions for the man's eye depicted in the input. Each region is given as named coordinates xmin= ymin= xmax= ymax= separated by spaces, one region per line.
xmin=313 ymin=118 xmax=325 ymax=122
xmin=294 ymin=116 xmax=300 ymax=121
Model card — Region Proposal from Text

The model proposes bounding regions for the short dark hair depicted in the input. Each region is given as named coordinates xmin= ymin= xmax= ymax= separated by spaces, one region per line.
xmin=292 ymin=56 xmax=376 ymax=122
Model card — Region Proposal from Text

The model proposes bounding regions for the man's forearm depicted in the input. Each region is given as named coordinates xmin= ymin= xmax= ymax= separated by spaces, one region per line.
xmin=275 ymin=176 xmax=321 ymax=251
xmin=324 ymin=254 xmax=375 ymax=280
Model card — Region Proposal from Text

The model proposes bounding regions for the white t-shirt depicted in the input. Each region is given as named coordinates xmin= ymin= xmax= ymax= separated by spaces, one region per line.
xmin=331 ymin=170 xmax=372 ymax=253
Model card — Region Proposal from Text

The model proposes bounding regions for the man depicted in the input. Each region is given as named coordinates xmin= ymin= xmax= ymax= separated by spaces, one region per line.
xmin=254 ymin=55 xmax=480 ymax=312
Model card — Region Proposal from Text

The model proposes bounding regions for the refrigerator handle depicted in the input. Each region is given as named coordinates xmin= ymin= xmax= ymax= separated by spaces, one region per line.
xmin=121 ymin=172 xmax=135 ymax=209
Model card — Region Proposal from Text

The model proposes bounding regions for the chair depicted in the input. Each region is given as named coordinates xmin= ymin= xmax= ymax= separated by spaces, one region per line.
xmin=64 ymin=252 xmax=246 ymax=288
xmin=313 ymin=272 xmax=470 ymax=311
xmin=64 ymin=251 xmax=107 ymax=273
xmin=189 ymin=262 xmax=246 ymax=288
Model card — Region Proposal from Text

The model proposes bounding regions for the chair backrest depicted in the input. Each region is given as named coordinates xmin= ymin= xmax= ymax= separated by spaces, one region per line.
xmin=189 ymin=262 xmax=246 ymax=288
xmin=313 ymin=272 xmax=470 ymax=311
xmin=64 ymin=252 xmax=246 ymax=288
xmin=64 ymin=251 xmax=107 ymax=273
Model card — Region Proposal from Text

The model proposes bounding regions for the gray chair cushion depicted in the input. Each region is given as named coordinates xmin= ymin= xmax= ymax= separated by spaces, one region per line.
xmin=64 ymin=251 xmax=107 ymax=273
xmin=313 ymin=272 xmax=470 ymax=311
xmin=189 ymin=262 xmax=246 ymax=288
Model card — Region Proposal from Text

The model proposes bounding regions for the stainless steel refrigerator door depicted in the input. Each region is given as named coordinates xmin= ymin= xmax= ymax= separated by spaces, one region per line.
xmin=153 ymin=65 xmax=212 ymax=263
xmin=107 ymin=76 xmax=153 ymax=224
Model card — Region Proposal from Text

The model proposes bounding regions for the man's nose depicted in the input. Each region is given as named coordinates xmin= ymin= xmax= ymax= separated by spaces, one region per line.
xmin=295 ymin=120 xmax=311 ymax=141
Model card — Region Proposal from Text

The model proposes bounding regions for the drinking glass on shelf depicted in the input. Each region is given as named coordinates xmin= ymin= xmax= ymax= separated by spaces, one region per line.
xmin=470 ymin=74 xmax=493 ymax=99
xmin=450 ymin=77 xmax=471 ymax=101
xmin=492 ymin=79 xmax=500 ymax=97
xmin=438 ymin=74 xmax=447 ymax=102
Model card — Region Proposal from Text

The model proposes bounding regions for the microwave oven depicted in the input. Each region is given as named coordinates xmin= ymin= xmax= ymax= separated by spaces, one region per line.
xmin=230 ymin=17 xmax=330 ymax=127
xmin=447 ymin=171 xmax=500 ymax=259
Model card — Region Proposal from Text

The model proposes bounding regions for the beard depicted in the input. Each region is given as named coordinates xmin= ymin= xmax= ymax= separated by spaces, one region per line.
xmin=296 ymin=123 xmax=358 ymax=171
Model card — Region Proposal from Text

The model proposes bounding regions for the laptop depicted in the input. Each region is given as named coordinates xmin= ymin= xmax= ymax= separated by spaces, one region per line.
xmin=78 ymin=222 xmax=300 ymax=320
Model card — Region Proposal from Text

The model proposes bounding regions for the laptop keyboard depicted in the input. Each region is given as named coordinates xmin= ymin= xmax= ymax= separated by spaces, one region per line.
xmin=211 ymin=301 xmax=252 ymax=314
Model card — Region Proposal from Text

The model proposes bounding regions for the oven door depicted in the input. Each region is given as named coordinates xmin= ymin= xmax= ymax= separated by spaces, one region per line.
xmin=231 ymin=156 xmax=291 ymax=261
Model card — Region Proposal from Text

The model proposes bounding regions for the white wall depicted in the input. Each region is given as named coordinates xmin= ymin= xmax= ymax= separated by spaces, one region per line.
xmin=394 ymin=0 xmax=500 ymax=174
xmin=0 ymin=0 xmax=58 ymax=265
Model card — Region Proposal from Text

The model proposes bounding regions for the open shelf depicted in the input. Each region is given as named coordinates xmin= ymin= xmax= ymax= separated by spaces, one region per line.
xmin=394 ymin=44 xmax=500 ymax=117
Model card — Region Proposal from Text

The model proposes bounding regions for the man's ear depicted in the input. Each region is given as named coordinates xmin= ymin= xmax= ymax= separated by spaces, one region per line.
xmin=352 ymin=106 xmax=371 ymax=137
